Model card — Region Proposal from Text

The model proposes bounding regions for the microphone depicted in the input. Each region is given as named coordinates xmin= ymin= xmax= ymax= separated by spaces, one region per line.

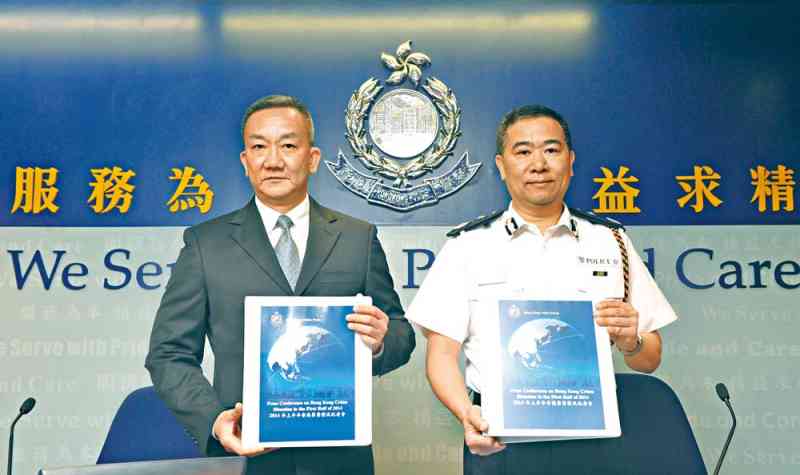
xmin=7 ymin=397 xmax=36 ymax=475
xmin=712 ymin=383 xmax=735 ymax=475
xmin=18 ymin=399 xmax=35 ymax=416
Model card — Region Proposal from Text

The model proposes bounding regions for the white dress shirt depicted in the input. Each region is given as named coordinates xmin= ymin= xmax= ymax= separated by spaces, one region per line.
xmin=254 ymin=195 xmax=310 ymax=264
xmin=406 ymin=203 xmax=678 ymax=393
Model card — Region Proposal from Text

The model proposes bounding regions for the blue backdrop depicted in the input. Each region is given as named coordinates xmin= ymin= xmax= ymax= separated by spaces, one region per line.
xmin=1 ymin=3 xmax=799 ymax=475
xmin=1 ymin=2 xmax=797 ymax=226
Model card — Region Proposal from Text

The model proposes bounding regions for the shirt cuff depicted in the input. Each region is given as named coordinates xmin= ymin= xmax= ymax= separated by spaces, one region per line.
xmin=372 ymin=343 xmax=385 ymax=359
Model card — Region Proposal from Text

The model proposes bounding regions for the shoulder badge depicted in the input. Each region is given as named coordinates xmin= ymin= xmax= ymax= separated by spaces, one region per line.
xmin=446 ymin=210 xmax=504 ymax=238
xmin=568 ymin=207 xmax=625 ymax=231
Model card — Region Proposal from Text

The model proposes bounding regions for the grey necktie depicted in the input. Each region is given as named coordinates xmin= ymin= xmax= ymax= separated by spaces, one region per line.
xmin=275 ymin=215 xmax=301 ymax=289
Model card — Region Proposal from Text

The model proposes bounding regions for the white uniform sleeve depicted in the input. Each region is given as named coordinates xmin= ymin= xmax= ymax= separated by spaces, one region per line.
xmin=624 ymin=233 xmax=679 ymax=333
xmin=405 ymin=238 xmax=471 ymax=343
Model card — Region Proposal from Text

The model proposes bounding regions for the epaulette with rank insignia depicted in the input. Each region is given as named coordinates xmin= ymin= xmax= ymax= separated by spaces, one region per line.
xmin=568 ymin=207 xmax=625 ymax=231
xmin=446 ymin=210 xmax=504 ymax=238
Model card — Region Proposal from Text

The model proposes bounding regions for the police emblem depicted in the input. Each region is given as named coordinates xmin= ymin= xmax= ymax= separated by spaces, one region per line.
xmin=326 ymin=41 xmax=481 ymax=211
xmin=269 ymin=311 xmax=284 ymax=328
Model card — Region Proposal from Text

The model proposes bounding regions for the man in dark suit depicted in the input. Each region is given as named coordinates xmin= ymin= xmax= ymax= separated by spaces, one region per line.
xmin=145 ymin=95 xmax=415 ymax=474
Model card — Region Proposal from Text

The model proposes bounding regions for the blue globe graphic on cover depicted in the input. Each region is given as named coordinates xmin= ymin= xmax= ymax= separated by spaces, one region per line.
xmin=507 ymin=318 xmax=585 ymax=370
xmin=258 ymin=305 xmax=356 ymax=443
xmin=267 ymin=321 xmax=346 ymax=383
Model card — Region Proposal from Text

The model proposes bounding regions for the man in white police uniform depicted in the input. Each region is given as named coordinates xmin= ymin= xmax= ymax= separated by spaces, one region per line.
xmin=406 ymin=105 xmax=678 ymax=474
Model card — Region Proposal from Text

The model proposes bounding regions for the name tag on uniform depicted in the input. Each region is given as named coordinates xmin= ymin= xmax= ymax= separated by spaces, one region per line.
xmin=577 ymin=255 xmax=623 ymax=300
xmin=477 ymin=277 xmax=506 ymax=286
xmin=472 ymin=272 xmax=509 ymax=303
xmin=577 ymin=255 xmax=620 ymax=267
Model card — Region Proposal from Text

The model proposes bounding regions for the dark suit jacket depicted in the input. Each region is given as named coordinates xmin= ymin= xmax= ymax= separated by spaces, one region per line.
xmin=145 ymin=198 xmax=415 ymax=474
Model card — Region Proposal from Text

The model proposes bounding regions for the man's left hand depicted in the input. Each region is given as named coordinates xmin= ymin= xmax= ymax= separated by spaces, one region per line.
xmin=347 ymin=304 xmax=389 ymax=354
xmin=594 ymin=299 xmax=639 ymax=352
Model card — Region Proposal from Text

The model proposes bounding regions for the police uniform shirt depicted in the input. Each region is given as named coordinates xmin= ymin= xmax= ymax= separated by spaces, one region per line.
xmin=406 ymin=204 xmax=678 ymax=394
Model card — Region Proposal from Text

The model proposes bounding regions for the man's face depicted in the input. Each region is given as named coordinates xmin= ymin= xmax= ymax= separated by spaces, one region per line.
xmin=495 ymin=116 xmax=575 ymax=212
xmin=240 ymin=107 xmax=320 ymax=210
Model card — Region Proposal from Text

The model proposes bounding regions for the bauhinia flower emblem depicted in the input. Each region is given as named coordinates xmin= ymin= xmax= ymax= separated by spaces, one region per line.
xmin=380 ymin=40 xmax=432 ymax=87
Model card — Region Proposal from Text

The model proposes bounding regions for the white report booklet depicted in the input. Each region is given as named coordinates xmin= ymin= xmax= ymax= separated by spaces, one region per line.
xmin=480 ymin=296 xmax=620 ymax=443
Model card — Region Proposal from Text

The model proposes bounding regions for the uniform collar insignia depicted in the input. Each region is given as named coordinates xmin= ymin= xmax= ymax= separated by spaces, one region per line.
xmin=504 ymin=216 xmax=519 ymax=236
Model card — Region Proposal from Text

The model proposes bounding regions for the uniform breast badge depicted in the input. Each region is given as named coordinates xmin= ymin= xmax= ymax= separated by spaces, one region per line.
xmin=326 ymin=41 xmax=481 ymax=211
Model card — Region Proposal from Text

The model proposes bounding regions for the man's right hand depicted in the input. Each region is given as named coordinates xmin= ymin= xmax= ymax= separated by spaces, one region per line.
xmin=212 ymin=403 xmax=277 ymax=457
xmin=462 ymin=405 xmax=506 ymax=456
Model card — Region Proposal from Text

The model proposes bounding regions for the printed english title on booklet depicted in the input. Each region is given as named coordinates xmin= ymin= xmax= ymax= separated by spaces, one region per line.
xmin=481 ymin=298 xmax=620 ymax=442
xmin=242 ymin=296 xmax=373 ymax=448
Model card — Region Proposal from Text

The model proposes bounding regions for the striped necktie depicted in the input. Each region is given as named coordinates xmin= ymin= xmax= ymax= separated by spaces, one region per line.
xmin=275 ymin=214 xmax=300 ymax=289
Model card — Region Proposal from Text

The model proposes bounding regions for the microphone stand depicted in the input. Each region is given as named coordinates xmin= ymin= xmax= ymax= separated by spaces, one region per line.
xmin=7 ymin=412 xmax=24 ymax=475
xmin=712 ymin=384 xmax=736 ymax=475
xmin=8 ymin=398 xmax=36 ymax=475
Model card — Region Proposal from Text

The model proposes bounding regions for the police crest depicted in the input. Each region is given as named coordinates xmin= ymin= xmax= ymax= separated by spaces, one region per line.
xmin=326 ymin=41 xmax=481 ymax=211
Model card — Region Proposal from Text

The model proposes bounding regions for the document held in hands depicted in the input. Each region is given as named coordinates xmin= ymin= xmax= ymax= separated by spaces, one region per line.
xmin=481 ymin=298 xmax=620 ymax=442
xmin=242 ymin=296 xmax=372 ymax=448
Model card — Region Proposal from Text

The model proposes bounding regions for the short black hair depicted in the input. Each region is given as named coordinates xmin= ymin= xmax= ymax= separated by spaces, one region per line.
xmin=496 ymin=104 xmax=572 ymax=155
xmin=241 ymin=95 xmax=315 ymax=145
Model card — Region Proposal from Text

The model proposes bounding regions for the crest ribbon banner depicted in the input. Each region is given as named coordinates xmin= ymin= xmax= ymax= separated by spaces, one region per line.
xmin=326 ymin=151 xmax=481 ymax=211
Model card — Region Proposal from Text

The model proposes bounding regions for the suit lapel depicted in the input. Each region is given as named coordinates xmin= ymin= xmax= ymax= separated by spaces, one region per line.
xmin=229 ymin=199 xmax=293 ymax=295
xmin=294 ymin=199 xmax=341 ymax=295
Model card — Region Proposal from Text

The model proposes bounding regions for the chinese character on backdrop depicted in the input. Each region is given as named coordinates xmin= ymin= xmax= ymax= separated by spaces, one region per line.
xmin=750 ymin=164 xmax=795 ymax=212
xmin=88 ymin=166 xmax=136 ymax=214
xmin=166 ymin=166 xmax=214 ymax=213
xmin=592 ymin=166 xmax=641 ymax=213
xmin=11 ymin=166 xmax=60 ymax=214
xmin=675 ymin=165 xmax=723 ymax=213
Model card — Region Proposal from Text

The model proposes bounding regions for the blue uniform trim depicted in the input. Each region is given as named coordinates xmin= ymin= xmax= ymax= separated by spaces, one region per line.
xmin=446 ymin=209 xmax=504 ymax=237
xmin=569 ymin=207 xmax=625 ymax=231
